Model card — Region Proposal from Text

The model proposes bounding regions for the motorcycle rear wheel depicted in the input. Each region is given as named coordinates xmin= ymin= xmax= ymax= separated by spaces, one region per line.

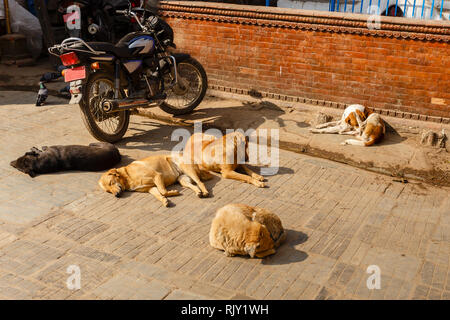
xmin=159 ymin=57 xmax=207 ymax=116
xmin=79 ymin=72 xmax=130 ymax=143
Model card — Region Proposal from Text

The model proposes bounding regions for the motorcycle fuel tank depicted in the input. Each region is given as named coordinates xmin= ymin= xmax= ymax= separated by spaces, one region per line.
xmin=128 ymin=35 xmax=155 ymax=55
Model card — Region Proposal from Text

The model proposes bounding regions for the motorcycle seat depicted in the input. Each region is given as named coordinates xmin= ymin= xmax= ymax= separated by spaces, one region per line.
xmin=87 ymin=42 xmax=133 ymax=58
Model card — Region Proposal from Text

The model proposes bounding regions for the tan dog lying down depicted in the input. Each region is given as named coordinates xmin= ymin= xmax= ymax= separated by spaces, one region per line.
xmin=98 ymin=153 xmax=211 ymax=207
xmin=209 ymin=204 xmax=286 ymax=258
xmin=341 ymin=113 xmax=385 ymax=146
xmin=184 ymin=132 xmax=265 ymax=188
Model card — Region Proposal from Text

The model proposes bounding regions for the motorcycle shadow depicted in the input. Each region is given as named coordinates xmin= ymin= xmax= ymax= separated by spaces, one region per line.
xmin=173 ymin=99 xmax=306 ymax=131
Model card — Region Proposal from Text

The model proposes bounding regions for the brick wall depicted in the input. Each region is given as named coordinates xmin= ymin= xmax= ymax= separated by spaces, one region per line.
xmin=161 ymin=1 xmax=450 ymax=119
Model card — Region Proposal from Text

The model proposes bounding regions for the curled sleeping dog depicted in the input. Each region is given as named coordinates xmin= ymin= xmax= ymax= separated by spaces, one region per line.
xmin=310 ymin=104 xmax=372 ymax=135
xmin=341 ymin=113 xmax=385 ymax=146
xmin=210 ymin=203 xmax=286 ymax=258
xmin=10 ymin=142 xmax=121 ymax=177
xmin=183 ymin=131 xmax=266 ymax=188
xmin=98 ymin=153 xmax=212 ymax=207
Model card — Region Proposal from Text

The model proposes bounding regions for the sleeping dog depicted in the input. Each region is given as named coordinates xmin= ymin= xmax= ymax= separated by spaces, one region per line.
xmin=10 ymin=142 xmax=121 ymax=177
xmin=341 ymin=113 xmax=386 ymax=146
xmin=310 ymin=104 xmax=372 ymax=135
xmin=209 ymin=203 xmax=286 ymax=258
xmin=98 ymin=153 xmax=211 ymax=206
xmin=183 ymin=131 xmax=266 ymax=188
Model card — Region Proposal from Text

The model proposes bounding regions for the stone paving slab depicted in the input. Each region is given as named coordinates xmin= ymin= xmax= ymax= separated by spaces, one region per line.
xmin=0 ymin=91 xmax=449 ymax=300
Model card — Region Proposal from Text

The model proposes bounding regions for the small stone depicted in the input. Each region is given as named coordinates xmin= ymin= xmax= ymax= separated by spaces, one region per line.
xmin=420 ymin=129 xmax=447 ymax=148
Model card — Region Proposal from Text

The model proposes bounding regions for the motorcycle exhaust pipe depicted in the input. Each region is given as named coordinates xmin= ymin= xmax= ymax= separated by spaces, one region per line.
xmin=102 ymin=98 xmax=161 ymax=113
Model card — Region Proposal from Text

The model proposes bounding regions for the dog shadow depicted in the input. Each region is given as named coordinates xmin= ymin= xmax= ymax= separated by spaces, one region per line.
xmin=273 ymin=166 xmax=294 ymax=175
xmin=116 ymin=120 xmax=186 ymax=153
xmin=116 ymin=154 xmax=135 ymax=166
xmin=378 ymin=121 xmax=407 ymax=146
xmin=174 ymin=100 xmax=286 ymax=130
xmin=261 ymin=229 xmax=309 ymax=265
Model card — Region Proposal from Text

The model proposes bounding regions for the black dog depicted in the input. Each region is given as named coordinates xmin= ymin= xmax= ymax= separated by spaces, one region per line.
xmin=10 ymin=143 xmax=121 ymax=177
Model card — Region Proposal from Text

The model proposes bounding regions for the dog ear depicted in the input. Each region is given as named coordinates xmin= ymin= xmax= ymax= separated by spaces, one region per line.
xmin=345 ymin=115 xmax=352 ymax=125
xmin=108 ymin=168 xmax=119 ymax=177
xmin=25 ymin=151 xmax=38 ymax=156
xmin=355 ymin=110 xmax=366 ymax=122
xmin=10 ymin=160 xmax=17 ymax=168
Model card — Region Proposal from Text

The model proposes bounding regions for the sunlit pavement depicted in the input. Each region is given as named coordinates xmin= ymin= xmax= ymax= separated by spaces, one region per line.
xmin=0 ymin=91 xmax=448 ymax=299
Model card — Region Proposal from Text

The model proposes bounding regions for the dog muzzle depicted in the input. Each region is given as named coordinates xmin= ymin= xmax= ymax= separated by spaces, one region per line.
xmin=114 ymin=185 xmax=123 ymax=197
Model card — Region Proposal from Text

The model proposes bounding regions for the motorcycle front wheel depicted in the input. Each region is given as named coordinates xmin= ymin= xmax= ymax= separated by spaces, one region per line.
xmin=159 ymin=57 xmax=207 ymax=116
xmin=79 ymin=72 xmax=130 ymax=143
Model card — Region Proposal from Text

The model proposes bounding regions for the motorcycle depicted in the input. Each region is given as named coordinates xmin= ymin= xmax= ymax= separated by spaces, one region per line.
xmin=48 ymin=4 xmax=208 ymax=143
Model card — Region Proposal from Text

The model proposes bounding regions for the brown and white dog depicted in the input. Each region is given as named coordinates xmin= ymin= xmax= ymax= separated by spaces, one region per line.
xmin=183 ymin=131 xmax=266 ymax=188
xmin=310 ymin=104 xmax=372 ymax=135
xmin=98 ymin=153 xmax=211 ymax=206
xmin=209 ymin=204 xmax=286 ymax=258
xmin=341 ymin=113 xmax=385 ymax=146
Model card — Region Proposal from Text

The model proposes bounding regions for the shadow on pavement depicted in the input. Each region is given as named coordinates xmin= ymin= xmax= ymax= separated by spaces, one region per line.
xmin=117 ymin=120 xmax=186 ymax=152
xmin=262 ymin=229 xmax=309 ymax=266
xmin=176 ymin=101 xmax=289 ymax=130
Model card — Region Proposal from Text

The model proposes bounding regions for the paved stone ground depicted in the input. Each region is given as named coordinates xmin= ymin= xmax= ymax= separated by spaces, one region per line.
xmin=0 ymin=91 xmax=449 ymax=300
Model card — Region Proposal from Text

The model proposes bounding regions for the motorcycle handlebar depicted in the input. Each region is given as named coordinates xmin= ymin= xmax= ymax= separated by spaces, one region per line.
xmin=116 ymin=9 xmax=128 ymax=15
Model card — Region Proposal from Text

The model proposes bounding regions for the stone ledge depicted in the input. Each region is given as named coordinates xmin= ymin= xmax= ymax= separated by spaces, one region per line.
xmin=209 ymin=84 xmax=450 ymax=124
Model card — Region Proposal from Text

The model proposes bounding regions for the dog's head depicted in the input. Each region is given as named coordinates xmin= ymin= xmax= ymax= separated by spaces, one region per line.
xmin=244 ymin=223 xmax=274 ymax=258
xmin=98 ymin=168 xmax=125 ymax=197
xmin=10 ymin=150 xmax=40 ymax=177
xmin=345 ymin=109 xmax=370 ymax=128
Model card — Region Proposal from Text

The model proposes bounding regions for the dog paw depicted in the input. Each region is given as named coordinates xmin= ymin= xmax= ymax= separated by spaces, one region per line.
xmin=162 ymin=198 xmax=169 ymax=207
xmin=252 ymin=174 xmax=265 ymax=182
xmin=254 ymin=180 xmax=266 ymax=188
xmin=224 ymin=251 xmax=234 ymax=257
xmin=340 ymin=141 xmax=348 ymax=146
xmin=202 ymin=191 xmax=210 ymax=198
